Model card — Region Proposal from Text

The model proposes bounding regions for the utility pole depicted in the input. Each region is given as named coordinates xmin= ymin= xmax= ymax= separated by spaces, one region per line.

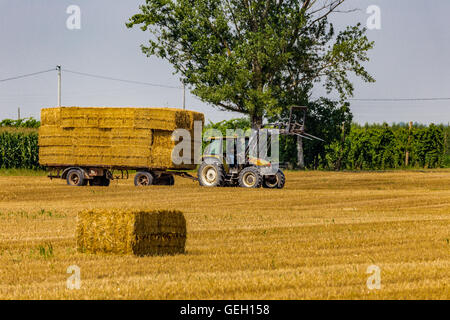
xmin=18 ymin=107 xmax=20 ymax=120
xmin=182 ymin=83 xmax=186 ymax=110
xmin=57 ymin=65 xmax=62 ymax=107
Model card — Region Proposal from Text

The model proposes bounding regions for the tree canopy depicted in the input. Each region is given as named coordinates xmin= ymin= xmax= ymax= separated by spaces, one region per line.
xmin=127 ymin=0 xmax=374 ymax=128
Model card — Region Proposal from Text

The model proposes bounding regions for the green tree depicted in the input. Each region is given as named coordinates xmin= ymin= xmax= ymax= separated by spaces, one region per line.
xmin=127 ymin=0 xmax=374 ymax=129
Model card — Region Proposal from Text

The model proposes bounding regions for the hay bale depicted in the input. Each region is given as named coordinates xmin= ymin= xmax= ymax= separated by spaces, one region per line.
xmin=41 ymin=106 xmax=205 ymax=130
xmin=39 ymin=107 xmax=204 ymax=169
xmin=41 ymin=108 xmax=61 ymax=126
xmin=52 ymin=107 xmax=204 ymax=130
xmin=38 ymin=126 xmax=72 ymax=146
xmin=76 ymin=209 xmax=186 ymax=256
xmin=134 ymin=108 xmax=203 ymax=131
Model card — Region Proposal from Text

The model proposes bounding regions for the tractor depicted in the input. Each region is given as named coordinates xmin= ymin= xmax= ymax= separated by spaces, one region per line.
xmin=197 ymin=106 xmax=324 ymax=189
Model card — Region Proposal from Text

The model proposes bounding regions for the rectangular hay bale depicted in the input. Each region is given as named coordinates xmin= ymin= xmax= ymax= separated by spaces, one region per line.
xmin=76 ymin=209 xmax=186 ymax=256
xmin=39 ymin=107 xmax=203 ymax=169
xmin=40 ymin=108 xmax=61 ymax=126
xmin=43 ymin=107 xmax=204 ymax=130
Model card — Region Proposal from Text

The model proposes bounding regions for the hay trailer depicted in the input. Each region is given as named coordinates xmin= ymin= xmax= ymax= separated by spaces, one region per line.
xmin=39 ymin=107 xmax=203 ymax=187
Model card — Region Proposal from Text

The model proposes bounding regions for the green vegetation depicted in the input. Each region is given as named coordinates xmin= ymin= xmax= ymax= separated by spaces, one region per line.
xmin=0 ymin=117 xmax=41 ymax=171
xmin=0 ymin=168 xmax=47 ymax=176
xmin=326 ymin=123 xmax=445 ymax=170
xmin=0 ymin=127 xmax=38 ymax=134
xmin=209 ymin=118 xmax=448 ymax=170
xmin=205 ymin=118 xmax=252 ymax=134
xmin=444 ymin=126 xmax=450 ymax=167
xmin=37 ymin=242 xmax=54 ymax=259
xmin=0 ymin=129 xmax=41 ymax=170
xmin=0 ymin=117 xmax=40 ymax=128
xmin=0 ymin=209 xmax=66 ymax=219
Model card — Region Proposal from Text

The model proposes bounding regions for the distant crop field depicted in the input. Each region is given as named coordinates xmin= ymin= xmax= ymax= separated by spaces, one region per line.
xmin=0 ymin=171 xmax=448 ymax=299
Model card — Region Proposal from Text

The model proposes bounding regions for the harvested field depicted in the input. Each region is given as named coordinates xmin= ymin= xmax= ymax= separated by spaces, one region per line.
xmin=0 ymin=170 xmax=448 ymax=299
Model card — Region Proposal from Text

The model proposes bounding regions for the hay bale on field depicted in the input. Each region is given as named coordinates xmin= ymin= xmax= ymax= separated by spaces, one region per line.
xmin=76 ymin=209 xmax=186 ymax=256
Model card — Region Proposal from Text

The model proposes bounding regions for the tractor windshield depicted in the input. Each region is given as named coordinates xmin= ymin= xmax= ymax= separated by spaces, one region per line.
xmin=247 ymin=130 xmax=273 ymax=161
xmin=204 ymin=139 xmax=223 ymax=156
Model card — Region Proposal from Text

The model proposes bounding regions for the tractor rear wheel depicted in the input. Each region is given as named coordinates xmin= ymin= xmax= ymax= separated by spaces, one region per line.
xmin=263 ymin=170 xmax=286 ymax=189
xmin=238 ymin=167 xmax=262 ymax=188
xmin=134 ymin=171 xmax=154 ymax=186
xmin=198 ymin=162 xmax=225 ymax=187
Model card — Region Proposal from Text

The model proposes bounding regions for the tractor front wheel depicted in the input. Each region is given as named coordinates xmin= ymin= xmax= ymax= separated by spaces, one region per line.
xmin=238 ymin=167 xmax=262 ymax=188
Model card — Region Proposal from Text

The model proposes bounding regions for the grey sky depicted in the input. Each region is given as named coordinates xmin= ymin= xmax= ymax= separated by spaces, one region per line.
xmin=0 ymin=0 xmax=449 ymax=124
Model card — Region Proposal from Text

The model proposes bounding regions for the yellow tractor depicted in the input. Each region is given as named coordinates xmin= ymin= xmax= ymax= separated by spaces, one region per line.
xmin=198 ymin=134 xmax=284 ymax=189
xmin=197 ymin=106 xmax=323 ymax=189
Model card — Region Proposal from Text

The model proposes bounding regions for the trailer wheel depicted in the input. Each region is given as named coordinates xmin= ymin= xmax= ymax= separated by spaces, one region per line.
xmin=238 ymin=167 xmax=262 ymax=188
xmin=154 ymin=174 xmax=175 ymax=186
xmin=198 ymin=162 xmax=225 ymax=187
xmin=66 ymin=169 xmax=86 ymax=187
xmin=263 ymin=170 xmax=286 ymax=189
xmin=134 ymin=171 xmax=154 ymax=186
xmin=159 ymin=174 xmax=175 ymax=186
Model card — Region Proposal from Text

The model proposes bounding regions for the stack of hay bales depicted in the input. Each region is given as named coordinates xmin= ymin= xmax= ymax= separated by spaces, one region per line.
xmin=76 ymin=209 xmax=186 ymax=256
xmin=39 ymin=107 xmax=204 ymax=169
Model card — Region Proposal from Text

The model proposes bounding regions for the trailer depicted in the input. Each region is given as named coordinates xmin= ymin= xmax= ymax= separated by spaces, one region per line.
xmin=40 ymin=106 xmax=322 ymax=188
xmin=39 ymin=107 xmax=203 ymax=187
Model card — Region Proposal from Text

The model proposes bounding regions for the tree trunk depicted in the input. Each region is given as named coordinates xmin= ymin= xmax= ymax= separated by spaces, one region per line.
xmin=251 ymin=114 xmax=263 ymax=129
xmin=297 ymin=135 xmax=305 ymax=169
xmin=336 ymin=122 xmax=346 ymax=171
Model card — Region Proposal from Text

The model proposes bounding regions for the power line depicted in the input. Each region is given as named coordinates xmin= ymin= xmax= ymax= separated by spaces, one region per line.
xmin=2 ymin=67 xmax=450 ymax=103
xmin=62 ymin=69 xmax=183 ymax=90
xmin=0 ymin=68 xmax=55 ymax=83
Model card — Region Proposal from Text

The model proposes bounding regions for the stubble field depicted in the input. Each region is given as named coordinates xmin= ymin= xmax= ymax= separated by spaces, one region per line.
xmin=0 ymin=170 xmax=448 ymax=299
